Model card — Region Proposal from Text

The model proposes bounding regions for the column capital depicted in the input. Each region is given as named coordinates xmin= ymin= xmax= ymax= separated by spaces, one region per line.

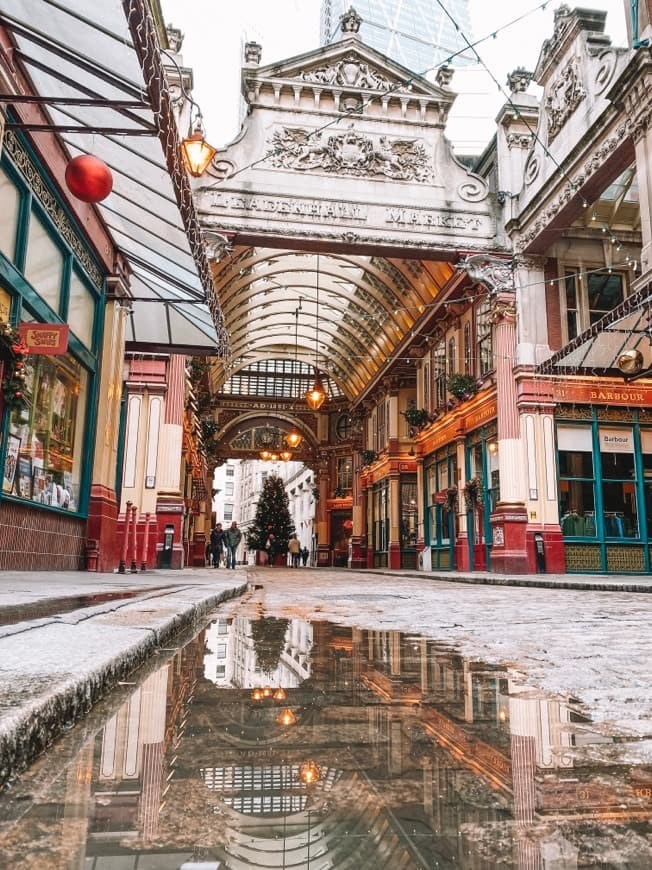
xmin=490 ymin=294 xmax=517 ymax=324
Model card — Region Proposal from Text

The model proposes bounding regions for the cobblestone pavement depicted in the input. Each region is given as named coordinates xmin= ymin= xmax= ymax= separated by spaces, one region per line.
xmin=1 ymin=564 xmax=652 ymax=782
xmin=244 ymin=567 xmax=652 ymax=760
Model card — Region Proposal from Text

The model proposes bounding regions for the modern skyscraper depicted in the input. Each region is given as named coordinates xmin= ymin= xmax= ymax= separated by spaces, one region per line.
xmin=320 ymin=0 xmax=474 ymax=74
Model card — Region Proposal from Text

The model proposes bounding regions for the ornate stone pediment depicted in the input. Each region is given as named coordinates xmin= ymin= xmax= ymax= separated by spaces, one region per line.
xmin=266 ymin=125 xmax=433 ymax=182
xmin=299 ymin=54 xmax=392 ymax=91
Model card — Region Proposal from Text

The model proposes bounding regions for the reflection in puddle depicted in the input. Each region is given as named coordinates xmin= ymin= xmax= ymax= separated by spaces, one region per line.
xmin=2 ymin=612 xmax=652 ymax=868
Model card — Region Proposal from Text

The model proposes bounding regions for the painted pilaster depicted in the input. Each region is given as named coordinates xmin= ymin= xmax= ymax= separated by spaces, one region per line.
xmin=155 ymin=354 xmax=186 ymax=568
xmin=388 ymin=473 xmax=401 ymax=568
xmin=87 ymin=279 xmax=128 ymax=572
xmin=349 ymin=447 xmax=366 ymax=568
xmin=514 ymin=255 xmax=550 ymax=366
xmin=490 ymin=294 xmax=529 ymax=572
xmin=316 ymin=451 xmax=330 ymax=566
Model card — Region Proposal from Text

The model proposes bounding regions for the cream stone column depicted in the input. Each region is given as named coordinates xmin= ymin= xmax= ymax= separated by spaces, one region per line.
xmin=388 ymin=473 xmax=401 ymax=568
xmin=87 ymin=276 xmax=129 ymax=572
xmin=315 ymin=450 xmax=330 ymax=566
xmin=156 ymin=354 xmax=186 ymax=568
xmin=514 ymin=255 xmax=550 ymax=366
xmin=458 ymin=255 xmax=529 ymax=573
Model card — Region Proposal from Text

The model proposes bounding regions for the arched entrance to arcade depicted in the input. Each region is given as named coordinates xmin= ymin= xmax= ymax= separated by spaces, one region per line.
xmin=193 ymin=13 xmax=504 ymax=569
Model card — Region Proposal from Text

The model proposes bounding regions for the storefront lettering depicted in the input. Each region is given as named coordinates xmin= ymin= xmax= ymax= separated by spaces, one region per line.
xmin=210 ymin=192 xmax=368 ymax=221
xmin=385 ymin=208 xmax=485 ymax=232
xmin=590 ymin=389 xmax=645 ymax=402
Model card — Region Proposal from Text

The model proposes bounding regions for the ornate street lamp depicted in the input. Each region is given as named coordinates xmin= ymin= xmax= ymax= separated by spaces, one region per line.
xmin=285 ymin=427 xmax=303 ymax=449
xmin=181 ymin=117 xmax=217 ymax=177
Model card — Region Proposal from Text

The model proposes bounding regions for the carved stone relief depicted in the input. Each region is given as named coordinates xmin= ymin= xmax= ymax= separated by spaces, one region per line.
xmin=300 ymin=55 xmax=392 ymax=91
xmin=546 ymin=56 xmax=586 ymax=141
xmin=266 ymin=126 xmax=433 ymax=182
xmin=457 ymin=254 xmax=515 ymax=294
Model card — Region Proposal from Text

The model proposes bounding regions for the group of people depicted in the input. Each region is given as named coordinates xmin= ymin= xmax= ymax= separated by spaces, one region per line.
xmin=207 ymin=521 xmax=242 ymax=569
xmin=287 ymin=535 xmax=310 ymax=568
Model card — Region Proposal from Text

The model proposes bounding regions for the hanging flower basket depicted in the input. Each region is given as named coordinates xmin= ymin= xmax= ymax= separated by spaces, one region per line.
xmin=463 ymin=477 xmax=482 ymax=510
xmin=361 ymin=449 xmax=378 ymax=466
xmin=447 ymin=373 xmax=480 ymax=401
xmin=401 ymin=407 xmax=430 ymax=429
xmin=0 ymin=323 xmax=28 ymax=414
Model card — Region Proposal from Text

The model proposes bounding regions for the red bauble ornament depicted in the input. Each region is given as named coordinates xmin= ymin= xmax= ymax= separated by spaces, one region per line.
xmin=65 ymin=155 xmax=113 ymax=203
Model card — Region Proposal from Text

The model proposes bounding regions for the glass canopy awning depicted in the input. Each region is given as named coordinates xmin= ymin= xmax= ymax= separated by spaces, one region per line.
xmin=537 ymin=283 xmax=652 ymax=376
xmin=0 ymin=0 xmax=229 ymax=356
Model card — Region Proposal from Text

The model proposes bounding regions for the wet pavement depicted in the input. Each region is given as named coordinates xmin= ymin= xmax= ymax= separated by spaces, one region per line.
xmin=1 ymin=567 xmax=652 ymax=867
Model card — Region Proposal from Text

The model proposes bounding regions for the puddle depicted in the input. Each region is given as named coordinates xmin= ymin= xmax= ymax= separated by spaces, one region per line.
xmin=1 ymin=610 xmax=652 ymax=868
xmin=0 ymin=588 xmax=171 ymax=626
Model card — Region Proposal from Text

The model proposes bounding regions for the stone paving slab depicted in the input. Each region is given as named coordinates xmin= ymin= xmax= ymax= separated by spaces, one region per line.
xmin=364 ymin=567 xmax=652 ymax=592
xmin=0 ymin=570 xmax=246 ymax=787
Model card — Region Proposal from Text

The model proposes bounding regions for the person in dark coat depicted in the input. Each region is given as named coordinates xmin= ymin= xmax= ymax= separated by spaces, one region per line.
xmin=210 ymin=523 xmax=224 ymax=568
xmin=301 ymin=546 xmax=309 ymax=566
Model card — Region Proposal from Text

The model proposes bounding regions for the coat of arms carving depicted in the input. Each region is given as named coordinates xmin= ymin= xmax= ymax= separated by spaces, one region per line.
xmin=546 ymin=56 xmax=586 ymax=141
xmin=267 ymin=127 xmax=433 ymax=182
xmin=300 ymin=54 xmax=392 ymax=90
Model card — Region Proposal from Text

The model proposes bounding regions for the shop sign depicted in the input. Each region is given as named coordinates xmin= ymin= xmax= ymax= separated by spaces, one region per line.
xmin=464 ymin=398 xmax=497 ymax=431
xmin=599 ymin=429 xmax=633 ymax=453
xmin=433 ymin=491 xmax=448 ymax=505
xmin=18 ymin=323 xmax=69 ymax=355
xmin=552 ymin=381 xmax=652 ymax=406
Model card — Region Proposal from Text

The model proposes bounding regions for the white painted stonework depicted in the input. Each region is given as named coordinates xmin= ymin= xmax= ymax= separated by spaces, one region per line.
xmin=195 ymin=34 xmax=501 ymax=256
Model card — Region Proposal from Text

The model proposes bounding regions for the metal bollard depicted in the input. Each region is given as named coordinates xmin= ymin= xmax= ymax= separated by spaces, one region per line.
xmin=140 ymin=511 xmax=151 ymax=572
xmin=118 ymin=500 xmax=132 ymax=574
xmin=129 ymin=504 xmax=138 ymax=573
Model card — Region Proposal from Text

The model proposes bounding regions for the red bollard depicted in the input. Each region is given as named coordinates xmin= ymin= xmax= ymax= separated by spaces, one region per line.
xmin=130 ymin=504 xmax=138 ymax=573
xmin=140 ymin=511 xmax=151 ymax=572
xmin=119 ymin=500 xmax=132 ymax=574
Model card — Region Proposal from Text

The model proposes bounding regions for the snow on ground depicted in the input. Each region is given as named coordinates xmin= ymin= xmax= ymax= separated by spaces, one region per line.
xmin=248 ymin=569 xmax=652 ymax=753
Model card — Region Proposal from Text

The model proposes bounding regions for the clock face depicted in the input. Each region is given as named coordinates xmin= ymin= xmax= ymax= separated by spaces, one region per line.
xmin=336 ymin=414 xmax=353 ymax=441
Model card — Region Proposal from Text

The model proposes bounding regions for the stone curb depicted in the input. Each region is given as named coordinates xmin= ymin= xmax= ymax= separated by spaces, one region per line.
xmin=360 ymin=568 xmax=652 ymax=593
xmin=0 ymin=580 xmax=247 ymax=789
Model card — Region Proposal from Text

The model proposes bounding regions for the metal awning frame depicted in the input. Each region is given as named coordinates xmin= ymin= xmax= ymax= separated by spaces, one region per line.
xmin=536 ymin=279 xmax=652 ymax=376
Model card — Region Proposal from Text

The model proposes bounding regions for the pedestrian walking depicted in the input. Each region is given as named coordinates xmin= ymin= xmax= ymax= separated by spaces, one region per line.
xmin=265 ymin=532 xmax=276 ymax=566
xmin=224 ymin=521 xmax=242 ymax=569
xmin=210 ymin=523 xmax=224 ymax=568
xmin=288 ymin=534 xmax=301 ymax=568
xmin=301 ymin=545 xmax=309 ymax=566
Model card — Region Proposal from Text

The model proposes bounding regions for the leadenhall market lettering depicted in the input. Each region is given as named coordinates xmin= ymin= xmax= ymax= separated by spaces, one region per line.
xmin=206 ymin=192 xmax=368 ymax=221
xmin=384 ymin=208 xmax=485 ymax=232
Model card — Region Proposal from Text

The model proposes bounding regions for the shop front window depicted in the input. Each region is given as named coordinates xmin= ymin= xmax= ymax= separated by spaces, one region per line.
xmin=68 ymin=270 xmax=95 ymax=348
xmin=2 ymin=351 xmax=87 ymax=511
xmin=598 ymin=427 xmax=638 ymax=538
xmin=0 ymin=167 xmax=21 ymax=263
xmin=642 ymin=431 xmax=652 ymax=539
xmin=24 ymin=211 xmax=64 ymax=315
xmin=558 ymin=425 xmax=596 ymax=537
xmin=336 ymin=456 xmax=352 ymax=491
xmin=426 ymin=450 xmax=456 ymax=547
xmin=400 ymin=478 xmax=417 ymax=549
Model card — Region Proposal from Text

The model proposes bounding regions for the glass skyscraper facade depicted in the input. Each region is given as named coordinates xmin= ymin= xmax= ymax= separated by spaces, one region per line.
xmin=320 ymin=0 xmax=473 ymax=75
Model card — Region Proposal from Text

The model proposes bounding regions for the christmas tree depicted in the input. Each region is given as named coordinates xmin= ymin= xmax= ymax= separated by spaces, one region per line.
xmin=246 ymin=474 xmax=295 ymax=559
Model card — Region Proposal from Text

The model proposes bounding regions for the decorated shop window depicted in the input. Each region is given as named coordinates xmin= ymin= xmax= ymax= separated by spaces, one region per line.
xmin=598 ymin=427 xmax=638 ymax=538
xmin=24 ymin=210 xmax=65 ymax=315
xmin=0 ymin=167 xmax=21 ymax=263
xmin=2 ymin=350 xmax=87 ymax=511
xmin=557 ymin=425 xmax=596 ymax=537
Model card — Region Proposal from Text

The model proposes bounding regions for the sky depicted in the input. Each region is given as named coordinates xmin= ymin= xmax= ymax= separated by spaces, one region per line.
xmin=160 ymin=0 xmax=628 ymax=154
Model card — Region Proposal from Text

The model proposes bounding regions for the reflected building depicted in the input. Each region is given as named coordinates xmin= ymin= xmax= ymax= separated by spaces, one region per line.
xmin=4 ymin=618 xmax=652 ymax=868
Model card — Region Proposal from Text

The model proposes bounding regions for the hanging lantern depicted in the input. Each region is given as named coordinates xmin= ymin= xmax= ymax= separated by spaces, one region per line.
xmin=262 ymin=686 xmax=273 ymax=698
xmin=277 ymin=708 xmax=297 ymax=726
xmin=65 ymin=155 xmax=113 ymax=203
xmin=260 ymin=449 xmax=272 ymax=461
xmin=273 ymin=687 xmax=287 ymax=701
xmin=251 ymin=688 xmax=264 ymax=701
xmin=181 ymin=121 xmax=217 ymax=177
xmin=298 ymin=759 xmax=322 ymax=785
xmin=269 ymin=452 xmax=279 ymax=462
xmin=305 ymin=375 xmax=326 ymax=410
xmin=280 ymin=450 xmax=293 ymax=462
xmin=285 ymin=427 xmax=303 ymax=449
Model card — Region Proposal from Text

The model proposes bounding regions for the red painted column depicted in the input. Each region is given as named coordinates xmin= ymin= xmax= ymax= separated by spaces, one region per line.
xmin=119 ymin=500 xmax=132 ymax=574
xmin=489 ymin=294 xmax=529 ymax=574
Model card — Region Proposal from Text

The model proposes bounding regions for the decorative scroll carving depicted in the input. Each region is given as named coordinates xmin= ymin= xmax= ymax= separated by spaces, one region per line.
xmin=457 ymin=175 xmax=489 ymax=203
xmin=506 ymin=133 xmax=533 ymax=150
xmin=546 ymin=56 xmax=586 ymax=141
xmin=457 ymin=254 xmax=514 ymax=294
xmin=516 ymin=118 xmax=631 ymax=250
xmin=490 ymin=299 xmax=517 ymax=323
xmin=267 ymin=127 xmax=433 ymax=182
xmin=203 ymin=232 xmax=233 ymax=262
xmin=300 ymin=55 xmax=392 ymax=90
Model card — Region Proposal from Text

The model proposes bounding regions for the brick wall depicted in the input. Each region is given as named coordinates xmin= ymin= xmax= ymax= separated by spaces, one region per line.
xmin=0 ymin=501 xmax=86 ymax=570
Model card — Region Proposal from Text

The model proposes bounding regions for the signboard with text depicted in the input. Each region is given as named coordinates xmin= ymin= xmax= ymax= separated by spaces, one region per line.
xmin=18 ymin=324 xmax=69 ymax=356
